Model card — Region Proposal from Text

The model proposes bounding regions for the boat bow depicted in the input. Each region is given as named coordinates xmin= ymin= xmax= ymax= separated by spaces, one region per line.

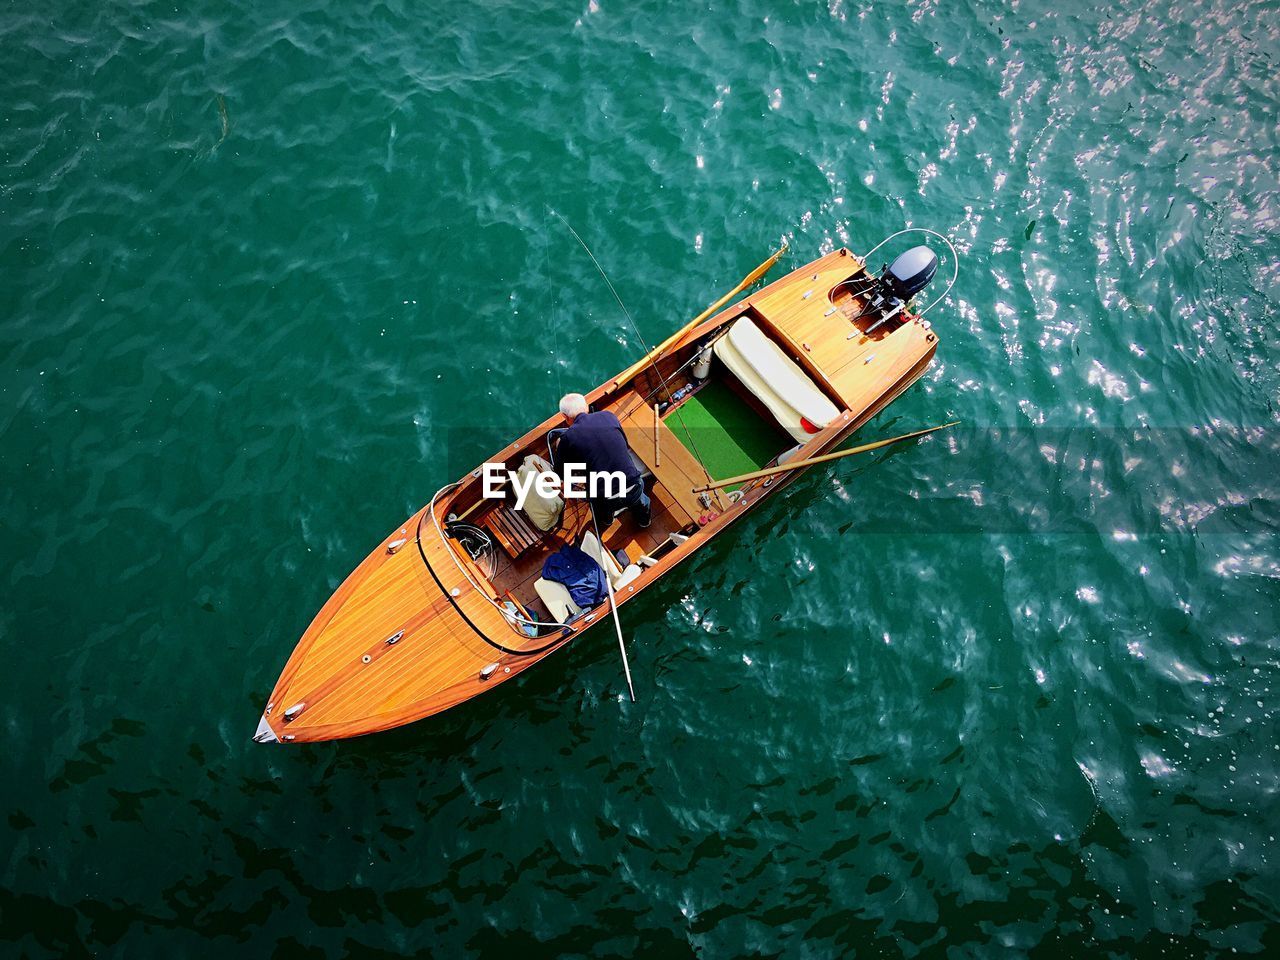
xmin=254 ymin=500 xmax=555 ymax=743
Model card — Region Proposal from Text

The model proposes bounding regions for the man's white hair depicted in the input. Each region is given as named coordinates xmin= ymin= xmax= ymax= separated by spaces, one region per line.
xmin=559 ymin=393 xmax=589 ymax=420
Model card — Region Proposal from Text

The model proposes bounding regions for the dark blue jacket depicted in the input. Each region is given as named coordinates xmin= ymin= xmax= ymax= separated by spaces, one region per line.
xmin=555 ymin=411 xmax=641 ymax=493
xmin=542 ymin=545 xmax=608 ymax=610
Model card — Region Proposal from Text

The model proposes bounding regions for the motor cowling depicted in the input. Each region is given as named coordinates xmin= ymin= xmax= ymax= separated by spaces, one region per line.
xmin=849 ymin=244 xmax=940 ymax=332
xmin=882 ymin=245 xmax=938 ymax=303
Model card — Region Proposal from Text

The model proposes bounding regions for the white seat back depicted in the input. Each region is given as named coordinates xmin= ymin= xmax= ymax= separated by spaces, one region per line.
xmin=517 ymin=453 xmax=563 ymax=531
xmin=580 ymin=531 xmax=642 ymax=589
xmin=712 ymin=316 xmax=840 ymax=442
xmin=534 ymin=578 xmax=580 ymax=624
xmin=580 ymin=531 xmax=622 ymax=581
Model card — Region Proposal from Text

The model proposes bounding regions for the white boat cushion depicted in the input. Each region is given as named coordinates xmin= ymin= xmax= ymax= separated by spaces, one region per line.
xmin=615 ymin=564 xmax=643 ymax=590
xmin=713 ymin=316 xmax=840 ymax=442
xmin=534 ymin=577 xmax=580 ymax=623
xmin=516 ymin=454 xmax=563 ymax=531
xmin=579 ymin=531 xmax=643 ymax=589
xmin=579 ymin=531 xmax=622 ymax=582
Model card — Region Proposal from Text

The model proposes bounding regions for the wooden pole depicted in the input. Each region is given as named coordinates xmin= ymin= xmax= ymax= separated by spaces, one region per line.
xmin=654 ymin=403 xmax=661 ymax=466
xmin=611 ymin=240 xmax=789 ymax=388
xmin=691 ymin=422 xmax=959 ymax=493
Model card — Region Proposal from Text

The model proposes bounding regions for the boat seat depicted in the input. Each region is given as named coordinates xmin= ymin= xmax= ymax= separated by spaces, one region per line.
xmin=534 ymin=577 xmax=581 ymax=624
xmin=534 ymin=533 xmax=641 ymax=625
xmin=485 ymin=504 xmax=540 ymax=558
xmin=629 ymin=449 xmax=652 ymax=480
xmin=713 ymin=316 xmax=840 ymax=442
xmin=580 ymin=531 xmax=644 ymax=590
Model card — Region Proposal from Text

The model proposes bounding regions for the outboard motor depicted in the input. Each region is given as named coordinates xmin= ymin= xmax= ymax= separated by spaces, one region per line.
xmin=859 ymin=244 xmax=939 ymax=331
xmin=883 ymin=246 xmax=938 ymax=302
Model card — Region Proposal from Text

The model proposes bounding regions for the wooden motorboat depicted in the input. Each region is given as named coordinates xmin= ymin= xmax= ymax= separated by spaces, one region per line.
xmin=254 ymin=233 xmax=954 ymax=743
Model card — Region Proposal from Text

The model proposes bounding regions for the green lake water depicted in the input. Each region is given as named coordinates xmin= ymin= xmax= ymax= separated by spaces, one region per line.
xmin=3 ymin=0 xmax=1278 ymax=956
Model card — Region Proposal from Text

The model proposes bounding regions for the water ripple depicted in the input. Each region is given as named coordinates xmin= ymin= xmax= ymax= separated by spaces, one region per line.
xmin=2 ymin=0 xmax=1278 ymax=955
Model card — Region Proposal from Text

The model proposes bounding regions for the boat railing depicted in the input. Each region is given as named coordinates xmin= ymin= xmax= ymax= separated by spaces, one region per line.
xmin=860 ymin=227 xmax=959 ymax=316
xmin=545 ymin=427 xmax=567 ymax=466
xmin=427 ymin=482 xmax=576 ymax=637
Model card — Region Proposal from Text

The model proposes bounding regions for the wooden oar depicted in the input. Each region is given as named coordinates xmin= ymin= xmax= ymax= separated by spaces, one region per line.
xmin=611 ymin=240 xmax=789 ymax=389
xmin=692 ymin=421 xmax=960 ymax=493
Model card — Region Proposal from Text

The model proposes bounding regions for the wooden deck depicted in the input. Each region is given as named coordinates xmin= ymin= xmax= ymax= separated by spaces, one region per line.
xmin=260 ymin=509 xmax=556 ymax=742
xmin=612 ymin=390 xmax=731 ymax=518
xmin=747 ymin=249 xmax=939 ymax=408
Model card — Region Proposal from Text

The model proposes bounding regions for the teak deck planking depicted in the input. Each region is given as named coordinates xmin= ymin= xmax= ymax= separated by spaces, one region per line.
xmin=615 ymin=390 xmax=732 ymax=518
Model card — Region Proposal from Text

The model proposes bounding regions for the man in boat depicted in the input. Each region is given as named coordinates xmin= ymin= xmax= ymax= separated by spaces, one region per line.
xmin=553 ymin=392 xmax=651 ymax=529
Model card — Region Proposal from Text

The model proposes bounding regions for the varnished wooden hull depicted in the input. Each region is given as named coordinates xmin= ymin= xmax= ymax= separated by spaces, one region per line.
xmin=255 ymin=248 xmax=940 ymax=743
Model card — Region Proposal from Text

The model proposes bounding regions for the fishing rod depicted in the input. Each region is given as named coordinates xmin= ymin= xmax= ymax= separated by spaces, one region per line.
xmin=551 ymin=210 xmax=691 ymax=436
xmin=589 ymin=504 xmax=636 ymax=703
xmin=546 ymin=209 xmax=779 ymax=492
xmin=546 ymin=207 xmax=669 ymax=395
xmin=613 ymin=238 xmax=789 ymax=388
xmin=546 ymin=207 xmax=670 ymax=700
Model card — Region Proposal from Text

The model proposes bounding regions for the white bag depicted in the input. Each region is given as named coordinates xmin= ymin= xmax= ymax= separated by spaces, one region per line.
xmin=516 ymin=453 xmax=563 ymax=531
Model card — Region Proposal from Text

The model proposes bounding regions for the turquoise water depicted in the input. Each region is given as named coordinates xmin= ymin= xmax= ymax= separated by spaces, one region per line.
xmin=3 ymin=0 xmax=1279 ymax=955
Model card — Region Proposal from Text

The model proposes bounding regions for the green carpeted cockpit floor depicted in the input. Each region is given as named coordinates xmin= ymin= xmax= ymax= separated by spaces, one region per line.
xmin=667 ymin=379 xmax=789 ymax=490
